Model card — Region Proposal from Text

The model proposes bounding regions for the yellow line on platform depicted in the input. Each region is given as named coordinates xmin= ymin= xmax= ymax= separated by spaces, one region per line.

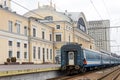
xmin=0 ymin=67 xmax=60 ymax=77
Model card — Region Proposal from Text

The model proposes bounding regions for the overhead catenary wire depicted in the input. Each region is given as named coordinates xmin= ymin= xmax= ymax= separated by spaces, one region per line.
xmin=89 ymin=0 xmax=103 ymax=20
xmin=10 ymin=1 xmax=120 ymax=30
xmin=89 ymin=0 xmax=111 ymax=31
xmin=11 ymin=0 xmax=44 ymax=19
xmin=101 ymin=0 xmax=111 ymax=19
xmin=89 ymin=0 xmax=118 ymax=53
xmin=88 ymin=26 xmax=120 ymax=30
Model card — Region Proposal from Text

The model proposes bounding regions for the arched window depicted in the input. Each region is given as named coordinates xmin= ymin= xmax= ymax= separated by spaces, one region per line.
xmin=77 ymin=18 xmax=86 ymax=32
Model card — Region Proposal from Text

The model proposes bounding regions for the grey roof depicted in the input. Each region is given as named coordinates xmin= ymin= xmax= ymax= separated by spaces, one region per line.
xmin=64 ymin=12 xmax=81 ymax=21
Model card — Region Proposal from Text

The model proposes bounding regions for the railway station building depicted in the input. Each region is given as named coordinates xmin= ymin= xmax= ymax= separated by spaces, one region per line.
xmin=0 ymin=0 xmax=95 ymax=64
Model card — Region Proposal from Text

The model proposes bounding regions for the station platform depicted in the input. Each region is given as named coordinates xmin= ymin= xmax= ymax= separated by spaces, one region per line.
xmin=0 ymin=64 xmax=61 ymax=77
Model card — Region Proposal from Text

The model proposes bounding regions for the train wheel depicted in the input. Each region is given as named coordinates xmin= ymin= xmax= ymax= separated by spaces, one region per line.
xmin=67 ymin=70 xmax=73 ymax=75
xmin=67 ymin=71 xmax=70 ymax=75
xmin=81 ymin=67 xmax=86 ymax=73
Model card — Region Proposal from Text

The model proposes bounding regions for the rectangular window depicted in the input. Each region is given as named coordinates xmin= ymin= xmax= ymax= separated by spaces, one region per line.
xmin=4 ymin=0 xmax=6 ymax=6
xmin=24 ymin=43 xmax=27 ymax=48
xmin=24 ymin=52 xmax=27 ymax=59
xmin=17 ymin=42 xmax=20 ymax=47
xmin=42 ymin=31 xmax=45 ymax=39
xmin=8 ymin=41 xmax=12 ymax=46
xmin=56 ymin=34 xmax=61 ymax=41
xmin=17 ymin=51 xmax=20 ymax=58
xmin=50 ymin=49 xmax=52 ymax=60
xmin=56 ymin=25 xmax=60 ymax=29
xmin=33 ymin=46 xmax=36 ymax=59
xmin=47 ymin=48 xmax=49 ymax=60
xmin=50 ymin=34 xmax=52 ymax=41
xmin=8 ymin=21 xmax=12 ymax=32
xmin=38 ymin=47 xmax=40 ymax=59
xmin=24 ymin=26 xmax=27 ymax=36
xmin=43 ymin=48 xmax=45 ymax=62
xmin=33 ymin=28 xmax=36 ymax=37
xmin=8 ymin=51 xmax=12 ymax=58
xmin=56 ymin=50 xmax=60 ymax=56
xmin=16 ymin=22 xmax=20 ymax=34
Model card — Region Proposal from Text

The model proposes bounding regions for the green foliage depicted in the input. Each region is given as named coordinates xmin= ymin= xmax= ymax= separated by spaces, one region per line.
xmin=6 ymin=58 xmax=10 ymax=62
xmin=11 ymin=57 xmax=16 ymax=62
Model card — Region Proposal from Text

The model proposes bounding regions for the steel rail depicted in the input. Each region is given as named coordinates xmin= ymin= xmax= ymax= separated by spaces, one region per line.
xmin=112 ymin=69 xmax=120 ymax=80
xmin=98 ymin=67 xmax=120 ymax=80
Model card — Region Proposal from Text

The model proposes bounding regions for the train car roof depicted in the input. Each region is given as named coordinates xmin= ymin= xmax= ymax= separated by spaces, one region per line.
xmin=81 ymin=47 xmax=102 ymax=54
xmin=61 ymin=43 xmax=120 ymax=57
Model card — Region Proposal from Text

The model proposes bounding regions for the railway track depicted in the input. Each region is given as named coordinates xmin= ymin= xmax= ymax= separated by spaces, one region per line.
xmin=48 ymin=66 xmax=120 ymax=80
xmin=47 ymin=74 xmax=87 ymax=80
xmin=98 ymin=67 xmax=120 ymax=80
xmin=47 ymin=68 xmax=105 ymax=80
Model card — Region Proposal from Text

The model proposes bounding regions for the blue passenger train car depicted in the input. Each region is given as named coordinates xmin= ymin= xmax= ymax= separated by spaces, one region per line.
xmin=61 ymin=43 xmax=120 ymax=74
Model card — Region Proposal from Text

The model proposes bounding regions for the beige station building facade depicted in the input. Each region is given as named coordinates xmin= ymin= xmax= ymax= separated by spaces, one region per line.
xmin=0 ymin=0 xmax=95 ymax=64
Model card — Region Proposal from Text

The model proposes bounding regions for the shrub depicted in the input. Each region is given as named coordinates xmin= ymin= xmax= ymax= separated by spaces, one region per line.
xmin=6 ymin=58 xmax=11 ymax=62
xmin=11 ymin=57 xmax=16 ymax=62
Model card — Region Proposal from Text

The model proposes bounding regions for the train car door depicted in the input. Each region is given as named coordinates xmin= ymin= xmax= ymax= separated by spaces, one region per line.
xmin=68 ymin=51 xmax=74 ymax=65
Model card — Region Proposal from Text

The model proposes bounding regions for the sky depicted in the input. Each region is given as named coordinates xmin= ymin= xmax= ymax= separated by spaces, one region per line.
xmin=11 ymin=0 xmax=120 ymax=54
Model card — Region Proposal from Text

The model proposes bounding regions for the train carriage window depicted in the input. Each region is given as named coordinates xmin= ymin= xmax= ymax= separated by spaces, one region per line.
xmin=85 ymin=50 xmax=100 ymax=60
xmin=85 ymin=50 xmax=95 ymax=59
xmin=69 ymin=52 xmax=74 ymax=59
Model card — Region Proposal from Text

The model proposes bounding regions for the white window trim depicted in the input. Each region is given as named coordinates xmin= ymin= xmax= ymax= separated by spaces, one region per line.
xmin=8 ymin=20 xmax=13 ymax=32
xmin=16 ymin=21 xmax=21 ymax=34
xmin=24 ymin=26 xmax=28 ymax=36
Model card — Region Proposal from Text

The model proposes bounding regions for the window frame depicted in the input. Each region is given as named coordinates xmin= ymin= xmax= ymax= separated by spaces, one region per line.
xmin=24 ymin=26 xmax=27 ymax=36
xmin=17 ymin=51 xmax=20 ymax=59
xmin=33 ymin=46 xmax=36 ymax=59
xmin=42 ymin=31 xmax=45 ymax=39
xmin=50 ymin=49 xmax=52 ymax=60
xmin=16 ymin=21 xmax=21 ymax=34
xmin=17 ymin=42 xmax=20 ymax=47
xmin=38 ymin=47 xmax=41 ymax=59
xmin=8 ymin=41 xmax=12 ymax=46
xmin=24 ymin=52 xmax=27 ymax=59
xmin=50 ymin=34 xmax=52 ymax=41
xmin=8 ymin=21 xmax=13 ymax=32
xmin=56 ymin=34 xmax=61 ymax=42
xmin=47 ymin=48 xmax=49 ymax=60
xmin=33 ymin=28 xmax=36 ymax=37
xmin=24 ymin=43 xmax=27 ymax=48
xmin=56 ymin=25 xmax=60 ymax=29
xmin=8 ymin=50 xmax=12 ymax=58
